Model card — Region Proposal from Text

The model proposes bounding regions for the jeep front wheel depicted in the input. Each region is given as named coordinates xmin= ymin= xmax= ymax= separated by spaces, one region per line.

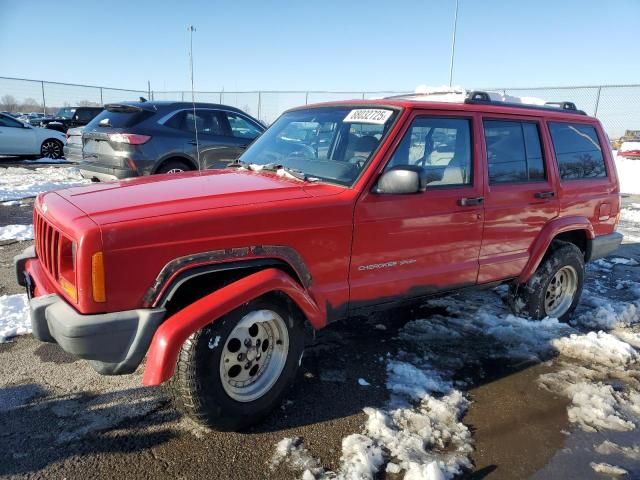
xmin=509 ymin=241 xmax=584 ymax=322
xmin=169 ymin=295 xmax=305 ymax=431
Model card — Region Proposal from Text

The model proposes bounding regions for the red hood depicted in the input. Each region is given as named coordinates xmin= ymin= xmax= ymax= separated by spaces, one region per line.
xmin=55 ymin=169 xmax=343 ymax=225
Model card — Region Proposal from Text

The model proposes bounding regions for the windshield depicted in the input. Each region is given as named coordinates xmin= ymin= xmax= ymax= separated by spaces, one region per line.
xmin=239 ymin=106 xmax=398 ymax=185
xmin=56 ymin=107 xmax=76 ymax=119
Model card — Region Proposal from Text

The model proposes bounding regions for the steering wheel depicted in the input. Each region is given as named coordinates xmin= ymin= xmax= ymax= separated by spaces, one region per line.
xmin=288 ymin=144 xmax=316 ymax=159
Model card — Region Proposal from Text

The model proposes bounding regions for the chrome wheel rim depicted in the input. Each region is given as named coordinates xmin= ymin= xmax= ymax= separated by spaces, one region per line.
xmin=219 ymin=309 xmax=289 ymax=402
xmin=41 ymin=140 xmax=62 ymax=159
xmin=544 ymin=265 xmax=578 ymax=318
xmin=166 ymin=168 xmax=184 ymax=174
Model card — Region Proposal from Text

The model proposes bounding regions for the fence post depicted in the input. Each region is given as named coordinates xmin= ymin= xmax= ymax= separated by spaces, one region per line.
xmin=99 ymin=87 xmax=103 ymax=105
xmin=362 ymin=92 xmax=365 ymax=100
xmin=40 ymin=81 xmax=46 ymax=114
xmin=258 ymin=91 xmax=262 ymax=121
xmin=594 ymin=86 xmax=602 ymax=117
xmin=305 ymin=92 xmax=309 ymax=105
xmin=181 ymin=91 xmax=184 ymax=101
xmin=219 ymin=91 xmax=223 ymax=103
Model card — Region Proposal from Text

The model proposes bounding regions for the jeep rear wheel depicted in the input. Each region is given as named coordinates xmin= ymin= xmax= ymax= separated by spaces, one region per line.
xmin=169 ymin=295 xmax=305 ymax=431
xmin=509 ymin=241 xmax=585 ymax=322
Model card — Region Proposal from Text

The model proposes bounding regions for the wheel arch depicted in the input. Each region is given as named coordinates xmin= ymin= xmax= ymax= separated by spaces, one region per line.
xmin=142 ymin=267 xmax=325 ymax=386
xmin=519 ymin=216 xmax=594 ymax=283
xmin=152 ymin=154 xmax=198 ymax=174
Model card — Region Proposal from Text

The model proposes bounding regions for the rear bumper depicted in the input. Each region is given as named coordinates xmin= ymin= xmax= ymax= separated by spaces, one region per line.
xmin=80 ymin=162 xmax=138 ymax=182
xmin=15 ymin=247 xmax=165 ymax=375
xmin=63 ymin=144 xmax=82 ymax=163
xmin=588 ymin=232 xmax=624 ymax=262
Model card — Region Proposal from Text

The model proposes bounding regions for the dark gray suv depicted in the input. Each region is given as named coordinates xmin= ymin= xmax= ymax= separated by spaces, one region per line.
xmin=79 ymin=101 xmax=265 ymax=181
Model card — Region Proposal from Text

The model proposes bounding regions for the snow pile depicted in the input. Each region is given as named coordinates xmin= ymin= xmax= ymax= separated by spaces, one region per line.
xmin=552 ymin=331 xmax=638 ymax=368
xmin=271 ymin=437 xmax=324 ymax=479
xmin=595 ymin=440 xmax=640 ymax=460
xmin=615 ymin=154 xmax=640 ymax=194
xmin=24 ymin=157 xmax=70 ymax=164
xmin=0 ymin=224 xmax=34 ymax=241
xmin=590 ymin=462 xmax=628 ymax=476
xmin=566 ymin=382 xmax=635 ymax=432
xmin=619 ymin=141 xmax=640 ymax=152
xmin=0 ymin=294 xmax=30 ymax=342
xmin=0 ymin=166 xmax=89 ymax=201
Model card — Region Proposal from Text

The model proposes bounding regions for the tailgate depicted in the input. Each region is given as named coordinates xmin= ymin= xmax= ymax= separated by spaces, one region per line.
xmin=82 ymin=130 xmax=126 ymax=167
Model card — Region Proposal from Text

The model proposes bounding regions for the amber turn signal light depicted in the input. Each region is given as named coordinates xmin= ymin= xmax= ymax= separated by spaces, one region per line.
xmin=91 ymin=252 xmax=106 ymax=303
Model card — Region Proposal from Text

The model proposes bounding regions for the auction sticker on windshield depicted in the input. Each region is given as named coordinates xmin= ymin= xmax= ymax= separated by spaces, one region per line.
xmin=343 ymin=109 xmax=393 ymax=124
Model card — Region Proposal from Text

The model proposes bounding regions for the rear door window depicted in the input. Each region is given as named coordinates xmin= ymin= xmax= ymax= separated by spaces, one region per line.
xmin=225 ymin=112 xmax=263 ymax=139
xmin=165 ymin=110 xmax=226 ymax=135
xmin=548 ymin=122 xmax=606 ymax=180
xmin=484 ymin=120 xmax=546 ymax=184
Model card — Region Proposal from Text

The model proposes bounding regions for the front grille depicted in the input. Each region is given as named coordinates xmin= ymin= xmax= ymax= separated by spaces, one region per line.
xmin=34 ymin=209 xmax=62 ymax=280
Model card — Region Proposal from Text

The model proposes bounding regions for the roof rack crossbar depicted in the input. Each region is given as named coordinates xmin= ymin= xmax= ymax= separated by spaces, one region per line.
xmin=463 ymin=90 xmax=587 ymax=115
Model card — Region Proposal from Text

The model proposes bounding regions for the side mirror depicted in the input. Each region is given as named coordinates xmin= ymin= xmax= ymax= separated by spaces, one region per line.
xmin=373 ymin=165 xmax=426 ymax=194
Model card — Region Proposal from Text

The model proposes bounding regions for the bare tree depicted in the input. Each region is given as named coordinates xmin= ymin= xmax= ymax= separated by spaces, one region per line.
xmin=21 ymin=97 xmax=41 ymax=112
xmin=0 ymin=94 xmax=18 ymax=112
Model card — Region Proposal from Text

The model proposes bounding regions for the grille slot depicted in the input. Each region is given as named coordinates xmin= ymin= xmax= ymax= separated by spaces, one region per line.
xmin=34 ymin=210 xmax=62 ymax=280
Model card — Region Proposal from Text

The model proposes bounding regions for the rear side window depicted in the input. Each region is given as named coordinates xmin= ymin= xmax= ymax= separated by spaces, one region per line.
xmin=75 ymin=109 xmax=100 ymax=123
xmin=548 ymin=122 xmax=606 ymax=180
xmin=484 ymin=120 xmax=546 ymax=184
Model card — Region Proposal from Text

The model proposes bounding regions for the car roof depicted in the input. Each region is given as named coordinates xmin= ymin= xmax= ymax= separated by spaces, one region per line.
xmin=289 ymin=97 xmax=598 ymax=122
xmin=114 ymin=100 xmax=248 ymax=112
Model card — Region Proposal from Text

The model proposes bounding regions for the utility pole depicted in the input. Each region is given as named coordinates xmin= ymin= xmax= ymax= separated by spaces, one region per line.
xmin=188 ymin=25 xmax=200 ymax=170
xmin=448 ymin=0 xmax=459 ymax=87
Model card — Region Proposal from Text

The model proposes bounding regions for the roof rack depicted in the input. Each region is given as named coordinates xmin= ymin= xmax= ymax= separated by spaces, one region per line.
xmin=464 ymin=90 xmax=587 ymax=115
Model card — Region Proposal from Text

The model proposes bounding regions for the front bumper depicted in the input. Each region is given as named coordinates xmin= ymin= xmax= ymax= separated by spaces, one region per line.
xmin=15 ymin=247 xmax=165 ymax=375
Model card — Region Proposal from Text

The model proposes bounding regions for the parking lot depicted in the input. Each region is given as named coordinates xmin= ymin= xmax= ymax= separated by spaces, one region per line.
xmin=0 ymin=162 xmax=639 ymax=479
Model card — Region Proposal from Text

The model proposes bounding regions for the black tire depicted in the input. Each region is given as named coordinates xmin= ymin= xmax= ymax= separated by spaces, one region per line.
xmin=169 ymin=294 xmax=305 ymax=431
xmin=40 ymin=139 xmax=63 ymax=159
xmin=156 ymin=159 xmax=193 ymax=175
xmin=509 ymin=241 xmax=585 ymax=322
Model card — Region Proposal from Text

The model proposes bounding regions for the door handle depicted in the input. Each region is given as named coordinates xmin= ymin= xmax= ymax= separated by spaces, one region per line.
xmin=458 ymin=196 xmax=484 ymax=206
xmin=534 ymin=191 xmax=555 ymax=199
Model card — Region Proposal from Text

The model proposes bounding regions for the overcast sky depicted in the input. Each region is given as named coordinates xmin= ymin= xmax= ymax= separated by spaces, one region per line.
xmin=1 ymin=0 xmax=637 ymax=92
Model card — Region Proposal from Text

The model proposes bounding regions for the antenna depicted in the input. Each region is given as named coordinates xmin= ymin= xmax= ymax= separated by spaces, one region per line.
xmin=188 ymin=25 xmax=200 ymax=170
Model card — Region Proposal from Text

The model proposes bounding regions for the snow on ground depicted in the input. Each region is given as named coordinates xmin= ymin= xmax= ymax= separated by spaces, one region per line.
xmin=0 ymin=224 xmax=34 ymax=241
xmin=273 ymin=250 xmax=640 ymax=479
xmin=590 ymin=462 xmax=628 ymax=476
xmin=0 ymin=166 xmax=89 ymax=202
xmin=24 ymin=157 xmax=71 ymax=164
xmin=0 ymin=294 xmax=30 ymax=342
xmin=614 ymin=153 xmax=640 ymax=195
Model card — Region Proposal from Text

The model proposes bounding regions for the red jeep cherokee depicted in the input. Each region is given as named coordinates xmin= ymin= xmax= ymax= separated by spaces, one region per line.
xmin=15 ymin=91 xmax=622 ymax=430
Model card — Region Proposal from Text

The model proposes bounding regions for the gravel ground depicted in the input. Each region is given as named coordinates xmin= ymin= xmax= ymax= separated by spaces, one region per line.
xmin=0 ymin=165 xmax=639 ymax=479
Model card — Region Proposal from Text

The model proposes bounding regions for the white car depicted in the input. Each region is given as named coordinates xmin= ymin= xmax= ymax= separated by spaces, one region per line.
xmin=0 ymin=112 xmax=66 ymax=159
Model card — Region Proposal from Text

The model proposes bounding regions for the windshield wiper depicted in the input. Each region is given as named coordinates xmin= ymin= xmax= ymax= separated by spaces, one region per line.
xmin=260 ymin=163 xmax=308 ymax=181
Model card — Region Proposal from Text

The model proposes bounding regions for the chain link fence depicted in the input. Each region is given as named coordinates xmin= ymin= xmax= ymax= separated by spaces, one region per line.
xmin=1 ymin=76 xmax=639 ymax=138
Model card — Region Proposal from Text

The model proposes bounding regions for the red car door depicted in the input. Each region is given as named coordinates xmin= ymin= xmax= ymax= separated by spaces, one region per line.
xmin=349 ymin=110 xmax=485 ymax=310
xmin=479 ymin=115 xmax=560 ymax=283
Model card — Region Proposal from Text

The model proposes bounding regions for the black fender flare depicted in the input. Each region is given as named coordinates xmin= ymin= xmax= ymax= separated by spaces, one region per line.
xmin=143 ymin=245 xmax=313 ymax=308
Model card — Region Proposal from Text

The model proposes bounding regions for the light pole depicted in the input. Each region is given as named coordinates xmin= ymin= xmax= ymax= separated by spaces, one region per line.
xmin=188 ymin=25 xmax=200 ymax=170
xmin=448 ymin=0 xmax=459 ymax=87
